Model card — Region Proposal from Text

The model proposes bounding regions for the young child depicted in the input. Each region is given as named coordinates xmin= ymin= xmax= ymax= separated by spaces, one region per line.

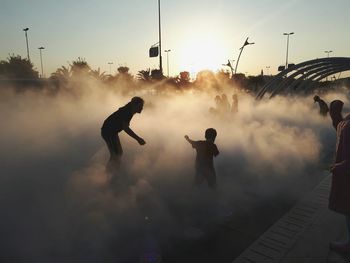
xmin=185 ymin=128 xmax=219 ymax=188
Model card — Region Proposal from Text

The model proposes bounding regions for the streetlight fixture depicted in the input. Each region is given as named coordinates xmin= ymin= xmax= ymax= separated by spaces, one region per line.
xmin=325 ymin=50 xmax=333 ymax=58
xmin=38 ymin=47 xmax=45 ymax=78
xmin=158 ymin=0 xmax=163 ymax=76
xmin=234 ymin=37 xmax=254 ymax=75
xmin=23 ymin=27 xmax=30 ymax=61
xmin=108 ymin=62 xmax=113 ymax=75
xmin=164 ymin=49 xmax=171 ymax=77
xmin=324 ymin=51 xmax=333 ymax=81
xmin=283 ymin=32 xmax=294 ymax=69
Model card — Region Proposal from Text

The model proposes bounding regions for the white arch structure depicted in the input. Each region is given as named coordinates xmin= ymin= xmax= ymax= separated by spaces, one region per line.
xmin=256 ymin=57 xmax=350 ymax=100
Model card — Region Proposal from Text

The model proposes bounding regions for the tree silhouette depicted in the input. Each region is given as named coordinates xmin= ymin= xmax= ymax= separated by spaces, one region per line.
xmin=137 ymin=69 xmax=151 ymax=81
xmin=70 ymin=57 xmax=90 ymax=77
xmin=90 ymin=67 xmax=107 ymax=81
xmin=178 ymin=71 xmax=191 ymax=87
xmin=117 ymin=66 xmax=129 ymax=74
xmin=50 ymin=66 xmax=71 ymax=87
xmin=0 ymin=54 xmax=39 ymax=79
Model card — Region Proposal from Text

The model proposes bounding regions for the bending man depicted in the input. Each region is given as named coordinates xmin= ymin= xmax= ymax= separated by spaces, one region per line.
xmin=101 ymin=97 xmax=146 ymax=169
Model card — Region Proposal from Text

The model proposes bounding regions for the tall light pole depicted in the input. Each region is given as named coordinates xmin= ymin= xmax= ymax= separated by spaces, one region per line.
xmin=164 ymin=49 xmax=171 ymax=77
xmin=38 ymin=47 xmax=45 ymax=78
xmin=108 ymin=62 xmax=113 ymax=75
xmin=325 ymin=50 xmax=333 ymax=58
xmin=324 ymin=51 xmax=333 ymax=81
xmin=283 ymin=32 xmax=294 ymax=69
xmin=234 ymin=37 xmax=255 ymax=75
xmin=23 ymin=27 xmax=30 ymax=61
xmin=158 ymin=0 xmax=163 ymax=76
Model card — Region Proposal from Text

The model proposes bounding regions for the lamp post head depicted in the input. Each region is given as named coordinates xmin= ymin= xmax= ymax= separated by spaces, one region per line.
xmin=165 ymin=49 xmax=171 ymax=52
xmin=38 ymin=47 xmax=45 ymax=50
xmin=23 ymin=28 xmax=29 ymax=32
xmin=284 ymin=32 xmax=294 ymax=35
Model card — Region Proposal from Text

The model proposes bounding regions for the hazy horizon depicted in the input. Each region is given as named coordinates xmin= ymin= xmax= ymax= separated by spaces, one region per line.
xmin=1 ymin=0 xmax=350 ymax=77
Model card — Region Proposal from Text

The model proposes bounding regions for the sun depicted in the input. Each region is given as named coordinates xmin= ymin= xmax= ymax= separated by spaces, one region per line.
xmin=177 ymin=33 xmax=228 ymax=75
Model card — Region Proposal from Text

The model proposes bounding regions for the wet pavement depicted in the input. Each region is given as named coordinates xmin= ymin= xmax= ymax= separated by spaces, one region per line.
xmin=233 ymin=174 xmax=350 ymax=263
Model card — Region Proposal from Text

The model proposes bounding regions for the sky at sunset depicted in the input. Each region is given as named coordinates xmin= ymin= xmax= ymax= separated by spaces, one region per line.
xmin=1 ymin=0 xmax=349 ymax=77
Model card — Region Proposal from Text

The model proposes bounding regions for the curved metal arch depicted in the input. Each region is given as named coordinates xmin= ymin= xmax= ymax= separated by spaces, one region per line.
xmin=256 ymin=57 xmax=350 ymax=100
xmin=256 ymin=58 xmax=330 ymax=98
xmin=269 ymin=63 xmax=336 ymax=97
xmin=271 ymin=58 xmax=349 ymax=97
xmin=305 ymin=67 xmax=350 ymax=93
xmin=275 ymin=63 xmax=350 ymax=96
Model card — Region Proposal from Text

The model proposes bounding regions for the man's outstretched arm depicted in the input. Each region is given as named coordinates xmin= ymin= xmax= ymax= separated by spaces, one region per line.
xmin=123 ymin=124 xmax=146 ymax=145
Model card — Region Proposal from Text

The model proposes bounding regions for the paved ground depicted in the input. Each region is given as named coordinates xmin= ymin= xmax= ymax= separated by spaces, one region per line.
xmin=232 ymin=175 xmax=350 ymax=263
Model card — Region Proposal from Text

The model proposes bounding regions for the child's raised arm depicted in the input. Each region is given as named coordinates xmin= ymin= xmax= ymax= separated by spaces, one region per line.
xmin=184 ymin=135 xmax=194 ymax=145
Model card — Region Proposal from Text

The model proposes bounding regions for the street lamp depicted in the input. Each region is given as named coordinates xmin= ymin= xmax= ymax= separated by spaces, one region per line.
xmin=324 ymin=51 xmax=333 ymax=81
xmin=164 ymin=49 xmax=171 ymax=77
xmin=283 ymin=32 xmax=294 ymax=69
xmin=38 ymin=47 xmax=45 ymax=78
xmin=234 ymin=37 xmax=254 ymax=75
xmin=108 ymin=62 xmax=113 ymax=75
xmin=158 ymin=0 xmax=163 ymax=76
xmin=325 ymin=50 xmax=333 ymax=58
xmin=23 ymin=27 xmax=30 ymax=61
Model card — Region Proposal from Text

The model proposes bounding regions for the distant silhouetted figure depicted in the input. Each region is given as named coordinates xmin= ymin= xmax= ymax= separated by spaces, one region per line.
xmin=209 ymin=95 xmax=222 ymax=115
xmin=101 ymin=97 xmax=146 ymax=170
xmin=329 ymin=100 xmax=344 ymax=131
xmin=221 ymin=94 xmax=230 ymax=113
xmin=313 ymin=95 xmax=329 ymax=117
xmin=185 ymin=128 xmax=219 ymax=188
xmin=329 ymin=109 xmax=350 ymax=253
xmin=231 ymin=94 xmax=238 ymax=113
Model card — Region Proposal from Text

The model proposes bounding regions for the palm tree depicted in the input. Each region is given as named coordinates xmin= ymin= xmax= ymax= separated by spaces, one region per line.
xmin=90 ymin=67 xmax=107 ymax=81
xmin=137 ymin=68 xmax=151 ymax=81
xmin=70 ymin=57 xmax=90 ymax=77
xmin=0 ymin=54 xmax=39 ymax=79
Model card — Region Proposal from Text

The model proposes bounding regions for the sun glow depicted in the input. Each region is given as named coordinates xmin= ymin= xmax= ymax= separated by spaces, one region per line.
xmin=177 ymin=33 xmax=228 ymax=76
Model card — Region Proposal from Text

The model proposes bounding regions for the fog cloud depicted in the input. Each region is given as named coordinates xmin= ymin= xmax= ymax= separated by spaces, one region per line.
xmin=1 ymin=81 xmax=347 ymax=262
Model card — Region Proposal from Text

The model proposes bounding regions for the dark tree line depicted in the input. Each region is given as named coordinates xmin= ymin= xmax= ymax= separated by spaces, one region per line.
xmin=6 ymin=54 xmax=342 ymax=96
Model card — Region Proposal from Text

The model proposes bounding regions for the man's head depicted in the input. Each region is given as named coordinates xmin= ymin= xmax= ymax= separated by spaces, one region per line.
xmin=131 ymin=96 xmax=144 ymax=113
xmin=313 ymin=95 xmax=320 ymax=102
xmin=205 ymin=128 xmax=217 ymax=142
xmin=330 ymin=100 xmax=344 ymax=116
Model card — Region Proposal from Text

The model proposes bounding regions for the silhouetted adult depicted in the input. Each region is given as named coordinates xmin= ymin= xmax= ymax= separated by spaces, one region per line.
xmin=329 ymin=110 xmax=350 ymax=253
xmin=101 ymin=97 xmax=146 ymax=169
xmin=329 ymin=100 xmax=344 ymax=131
xmin=221 ymin=94 xmax=230 ymax=113
xmin=313 ymin=95 xmax=329 ymax=117
xmin=231 ymin=94 xmax=238 ymax=113
xmin=209 ymin=95 xmax=222 ymax=115
xmin=215 ymin=95 xmax=222 ymax=113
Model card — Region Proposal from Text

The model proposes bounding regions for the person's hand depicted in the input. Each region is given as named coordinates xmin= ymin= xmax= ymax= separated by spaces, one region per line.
xmin=184 ymin=135 xmax=189 ymax=140
xmin=137 ymin=138 xmax=146 ymax=145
